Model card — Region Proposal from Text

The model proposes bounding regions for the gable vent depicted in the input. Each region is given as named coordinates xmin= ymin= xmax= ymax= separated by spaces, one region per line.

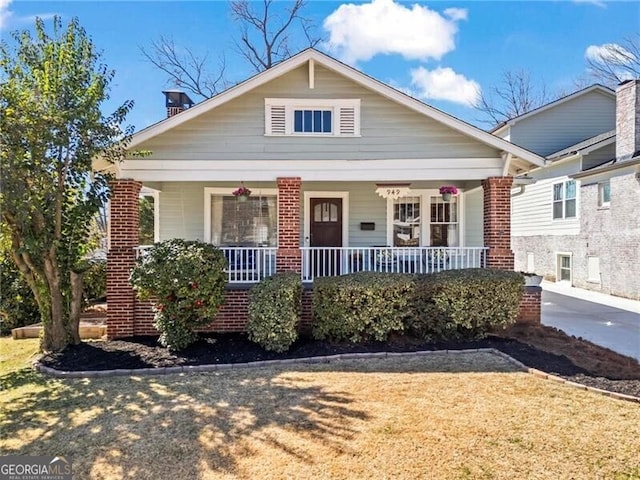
xmin=269 ymin=105 xmax=286 ymax=135
xmin=339 ymin=107 xmax=356 ymax=135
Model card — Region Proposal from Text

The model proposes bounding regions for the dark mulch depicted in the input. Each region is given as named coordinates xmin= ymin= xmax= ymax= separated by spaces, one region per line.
xmin=40 ymin=325 xmax=640 ymax=398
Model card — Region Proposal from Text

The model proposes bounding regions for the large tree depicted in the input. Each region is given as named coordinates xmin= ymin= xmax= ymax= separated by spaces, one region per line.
xmin=586 ymin=35 xmax=640 ymax=86
xmin=0 ymin=17 xmax=132 ymax=352
xmin=141 ymin=0 xmax=321 ymax=100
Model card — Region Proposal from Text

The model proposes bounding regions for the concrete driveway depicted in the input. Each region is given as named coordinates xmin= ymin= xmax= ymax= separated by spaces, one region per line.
xmin=541 ymin=282 xmax=640 ymax=361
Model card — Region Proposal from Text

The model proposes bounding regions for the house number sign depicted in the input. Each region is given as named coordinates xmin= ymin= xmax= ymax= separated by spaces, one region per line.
xmin=375 ymin=184 xmax=411 ymax=200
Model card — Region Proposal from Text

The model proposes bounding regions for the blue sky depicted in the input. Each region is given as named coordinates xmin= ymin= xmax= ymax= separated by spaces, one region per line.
xmin=2 ymin=0 xmax=638 ymax=130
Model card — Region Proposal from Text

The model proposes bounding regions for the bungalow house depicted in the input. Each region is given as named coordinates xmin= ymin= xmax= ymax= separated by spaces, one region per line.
xmin=495 ymin=80 xmax=640 ymax=300
xmin=97 ymin=49 xmax=546 ymax=338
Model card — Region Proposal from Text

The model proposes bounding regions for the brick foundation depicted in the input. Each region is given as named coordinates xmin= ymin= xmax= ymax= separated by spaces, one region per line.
xmin=128 ymin=284 xmax=539 ymax=336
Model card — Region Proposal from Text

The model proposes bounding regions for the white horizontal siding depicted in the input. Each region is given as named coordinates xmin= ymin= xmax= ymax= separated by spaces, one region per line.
xmin=135 ymin=64 xmax=500 ymax=163
xmin=510 ymin=90 xmax=615 ymax=157
xmin=511 ymin=175 xmax=580 ymax=236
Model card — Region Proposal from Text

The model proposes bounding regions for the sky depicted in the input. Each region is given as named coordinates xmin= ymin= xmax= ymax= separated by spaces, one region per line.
xmin=1 ymin=0 xmax=638 ymax=131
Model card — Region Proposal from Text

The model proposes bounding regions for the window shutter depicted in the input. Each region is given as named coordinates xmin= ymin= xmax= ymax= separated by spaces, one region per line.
xmin=268 ymin=105 xmax=286 ymax=135
xmin=338 ymin=106 xmax=356 ymax=136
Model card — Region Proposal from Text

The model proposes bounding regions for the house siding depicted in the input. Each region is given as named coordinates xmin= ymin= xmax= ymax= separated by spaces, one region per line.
xmin=154 ymin=180 xmax=484 ymax=247
xmin=135 ymin=64 xmax=500 ymax=162
xmin=509 ymin=90 xmax=615 ymax=157
xmin=511 ymin=159 xmax=582 ymax=237
xmin=463 ymin=188 xmax=484 ymax=247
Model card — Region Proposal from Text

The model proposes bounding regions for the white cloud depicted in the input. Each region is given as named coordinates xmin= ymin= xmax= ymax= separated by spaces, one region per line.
xmin=572 ymin=0 xmax=606 ymax=8
xmin=323 ymin=0 xmax=467 ymax=64
xmin=0 ymin=0 xmax=13 ymax=30
xmin=410 ymin=66 xmax=480 ymax=107
xmin=585 ymin=43 xmax=637 ymax=64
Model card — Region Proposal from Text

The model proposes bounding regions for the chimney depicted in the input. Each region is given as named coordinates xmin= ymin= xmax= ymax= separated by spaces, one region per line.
xmin=616 ymin=79 xmax=640 ymax=162
xmin=162 ymin=90 xmax=194 ymax=118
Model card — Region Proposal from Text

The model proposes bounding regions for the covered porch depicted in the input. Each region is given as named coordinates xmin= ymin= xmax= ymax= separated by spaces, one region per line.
xmin=131 ymin=176 xmax=510 ymax=284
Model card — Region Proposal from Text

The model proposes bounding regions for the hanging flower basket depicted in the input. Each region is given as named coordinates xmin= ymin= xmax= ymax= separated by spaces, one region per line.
xmin=439 ymin=185 xmax=458 ymax=202
xmin=232 ymin=184 xmax=251 ymax=202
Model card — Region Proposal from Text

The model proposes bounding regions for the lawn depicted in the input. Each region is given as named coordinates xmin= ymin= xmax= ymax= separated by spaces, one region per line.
xmin=1 ymin=336 xmax=639 ymax=480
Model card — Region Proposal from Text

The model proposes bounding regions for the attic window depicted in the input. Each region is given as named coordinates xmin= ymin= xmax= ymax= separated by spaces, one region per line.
xmin=265 ymin=98 xmax=360 ymax=137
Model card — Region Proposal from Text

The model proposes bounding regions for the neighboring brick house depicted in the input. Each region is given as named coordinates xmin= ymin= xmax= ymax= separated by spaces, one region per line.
xmin=497 ymin=80 xmax=640 ymax=300
xmin=96 ymin=49 xmax=547 ymax=338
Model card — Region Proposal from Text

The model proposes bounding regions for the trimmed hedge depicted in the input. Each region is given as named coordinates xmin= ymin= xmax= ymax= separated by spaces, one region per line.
xmin=311 ymin=269 xmax=524 ymax=344
xmin=130 ymin=239 xmax=227 ymax=350
xmin=312 ymin=272 xmax=415 ymax=342
xmin=0 ymin=252 xmax=40 ymax=334
xmin=247 ymin=273 xmax=302 ymax=352
xmin=409 ymin=268 xmax=524 ymax=341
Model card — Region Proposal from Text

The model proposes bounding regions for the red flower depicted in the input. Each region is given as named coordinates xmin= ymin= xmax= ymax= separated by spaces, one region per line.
xmin=157 ymin=304 xmax=165 ymax=312
xmin=194 ymin=299 xmax=204 ymax=308
xmin=190 ymin=282 xmax=199 ymax=290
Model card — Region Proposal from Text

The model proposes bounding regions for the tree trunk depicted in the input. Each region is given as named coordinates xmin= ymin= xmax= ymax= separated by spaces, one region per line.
xmin=68 ymin=270 xmax=83 ymax=344
xmin=42 ymin=254 xmax=67 ymax=352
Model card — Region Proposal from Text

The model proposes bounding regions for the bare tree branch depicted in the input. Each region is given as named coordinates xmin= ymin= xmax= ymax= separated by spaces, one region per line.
xmin=140 ymin=36 xmax=227 ymax=100
xmin=230 ymin=0 xmax=320 ymax=72
xmin=475 ymin=70 xmax=552 ymax=127
xmin=586 ymin=35 xmax=640 ymax=86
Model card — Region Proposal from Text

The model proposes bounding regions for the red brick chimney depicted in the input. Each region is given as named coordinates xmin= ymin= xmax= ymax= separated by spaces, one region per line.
xmin=162 ymin=90 xmax=194 ymax=118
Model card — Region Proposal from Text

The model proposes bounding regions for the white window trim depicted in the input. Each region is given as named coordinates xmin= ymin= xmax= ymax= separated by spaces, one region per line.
xmin=385 ymin=189 xmax=465 ymax=247
xmin=598 ymin=181 xmax=611 ymax=208
xmin=140 ymin=188 xmax=160 ymax=243
xmin=265 ymin=98 xmax=361 ymax=137
xmin=303 ymin=191 xmax=349 ymax=247
xmin=551 ymin=179 xmax=579 ymax=221
xmin=556 ymin=251 xmax=573 ymax=284
xmin=204 ymin=187 xmax=278 ymax=244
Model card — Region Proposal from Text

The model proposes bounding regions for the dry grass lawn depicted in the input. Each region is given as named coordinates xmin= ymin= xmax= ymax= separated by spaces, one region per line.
xmin=1 ymin=337 xmax=639 ymax=479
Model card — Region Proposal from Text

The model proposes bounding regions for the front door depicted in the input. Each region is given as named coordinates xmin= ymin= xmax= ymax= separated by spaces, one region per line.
xmin=310 ymin=198 xmax=342 ymax=276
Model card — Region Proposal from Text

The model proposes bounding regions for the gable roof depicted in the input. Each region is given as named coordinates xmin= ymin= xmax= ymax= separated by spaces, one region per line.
xmin=547 ymin=130 xmax=616 ymax=160
xmin=491 ymin=84 xmax=616 ymax=135
xmin=129 ymin=48 xmax=544 ymax=169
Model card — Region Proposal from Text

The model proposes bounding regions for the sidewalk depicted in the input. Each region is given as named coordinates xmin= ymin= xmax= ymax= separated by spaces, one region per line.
xmin=540 ymin=281 xmax=640 ymax=361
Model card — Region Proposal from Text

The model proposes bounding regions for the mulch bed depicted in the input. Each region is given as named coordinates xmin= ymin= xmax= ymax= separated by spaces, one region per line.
xmin=39 ymin=324 xmax=640 ymax=398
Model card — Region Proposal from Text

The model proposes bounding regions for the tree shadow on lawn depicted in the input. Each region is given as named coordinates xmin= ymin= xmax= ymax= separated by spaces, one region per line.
xmin=0 ymin=365 xmax=370 ymax=479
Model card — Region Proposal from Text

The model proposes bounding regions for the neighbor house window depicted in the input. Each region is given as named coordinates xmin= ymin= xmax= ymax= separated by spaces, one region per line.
xmin=265 ymin=98 xmax=360 ymax=136
xmin=205 ymin=189 xmax=277 ymax=246
xmin=393 ymin=196 xmax=421 ymax=246
xmin=552 ymin=180 xmax=577 ymax=219
xmin=598 ymin=181 xmax=611 ymax=207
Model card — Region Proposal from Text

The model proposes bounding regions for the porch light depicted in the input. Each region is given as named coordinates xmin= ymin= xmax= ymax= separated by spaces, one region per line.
xmin=375 ymin=183 xmax=411 ymax=199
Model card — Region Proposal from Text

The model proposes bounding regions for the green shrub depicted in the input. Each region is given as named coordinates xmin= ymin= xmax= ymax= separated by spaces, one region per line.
xmin=312 ymin=272 xmax=415 ymax=343
xmin=247 ymin=273 xmax=302 ymax=352
xmin=130 ymin=239 xmax=227 ymax=350
xmin=408 ymin=268 xmax=524 ymax=341
xmin=0 ymin=251 xmax=40 ymax=334
xmin=83 ymin=258 xmax=106 ymax=304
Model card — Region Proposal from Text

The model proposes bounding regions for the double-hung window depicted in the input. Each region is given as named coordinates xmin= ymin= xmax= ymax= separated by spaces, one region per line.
xmin=552 ymin=180 xmax=577 ymax=219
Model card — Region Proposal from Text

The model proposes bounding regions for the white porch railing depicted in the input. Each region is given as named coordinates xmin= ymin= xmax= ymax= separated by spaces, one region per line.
xmin=300 ymin=246 xmax=488 ymax=283
xmin=134 ymin=245 xmax=277 ymax=284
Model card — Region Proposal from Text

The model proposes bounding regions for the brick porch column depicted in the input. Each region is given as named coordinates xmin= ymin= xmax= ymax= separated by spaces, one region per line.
xmin=482 ymin=176 xmax=515 ymax=270
xmin=276 ymin=177 xmax=302 ymax=273
xmin=107 ymin=179 xmax=142 ymax=338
